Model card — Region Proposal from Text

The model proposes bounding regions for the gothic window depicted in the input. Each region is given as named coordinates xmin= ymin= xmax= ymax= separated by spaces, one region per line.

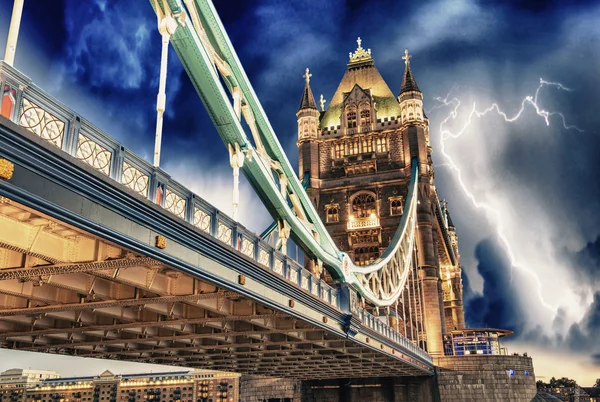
xmin=302 ymin=120 xmax=309 ymax=137
xmin=347 ymin=110 xmax=357 ymax=128
xmin=362 ymin=137 xmax=373 ymax=153
xmin=326 ymin=205 xmax=339 ymax=223
xmin=408 ymin=105 xmax=415 ymax=119
xmin=389 ymin=197 xmax=403 ymax=216
xmin=333 ymin=142 xmax=345 ymax=159
xmin=375 ymin=136 xmax=387 ymax=153
xmin=354 ymin=246 xmax=380 ymax=266
xmin=351 ymin=192 xmax=377 ymax=219
xmin=360 ymin=109 xmax=371 ymax=127
xmin=348 ymin=140 xmax=359 ymax=155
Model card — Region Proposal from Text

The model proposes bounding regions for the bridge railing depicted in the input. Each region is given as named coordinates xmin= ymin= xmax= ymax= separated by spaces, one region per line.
xmin=0 ymin=62 xmax=339 ymax=311
xmin=0 ymin=63 xmax=431 ymax=362
xmin=357 ymin=306 xmax=433 ymax=364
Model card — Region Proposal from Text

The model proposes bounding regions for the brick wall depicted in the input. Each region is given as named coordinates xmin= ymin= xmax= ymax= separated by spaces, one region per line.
xmin=434 ymin=355 xmax=537 ymax=402
xmin=239 ymin=376 xmax=301 ymax=402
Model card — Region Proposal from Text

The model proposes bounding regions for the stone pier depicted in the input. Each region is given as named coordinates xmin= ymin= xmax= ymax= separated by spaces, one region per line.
xmin=239 ymin=355 xmax=537 ymax=402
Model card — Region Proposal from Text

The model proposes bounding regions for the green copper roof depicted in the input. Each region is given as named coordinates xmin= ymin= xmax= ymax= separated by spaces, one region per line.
xmin=320 ymin=62 xmax=401 ymax=129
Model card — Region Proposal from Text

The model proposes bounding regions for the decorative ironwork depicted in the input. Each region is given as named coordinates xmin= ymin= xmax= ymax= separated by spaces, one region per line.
xmin=164 ymin=189 xmax=186 ymax=219
xmin=241 ymin=238 xmax=254 ymax=258
xmin=75 ymin=133 xmax=112 ymax=176
xmin=193 ymin=208 xmax=211 ymax=233
xmin=19 ymin=98 xmax=65 ymax=148
xmin=311 ymin=282 xmax=319 ymax=296
xmin=217 ymin=223 xmax=232 ymax=244
xmin=301 ymin=275 xmax=309 ymax=291
xmin=274 ymin=260 xmax=283 ymax=276
xmin=258 ymin=249 xmax=270 ymax=267
xmin=121 ymin=161 xmax=149 ymax=197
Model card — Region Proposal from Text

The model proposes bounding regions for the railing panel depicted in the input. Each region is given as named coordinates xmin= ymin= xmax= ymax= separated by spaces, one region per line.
xmin=121 ymin=160 xmax=150 ymax=198
xmin=75 ymin=132 xmax=112 ymax=176
xmin=258 ymin=247 xmax=270 ymax=267
xmin=193 ymin=207 xmax=211 ymax=234
xmin=19 ymin=97 xmax=65 ymax=148
xmin=164 ymin=188 xmax=186 ymax=219
xmin=273 ymin=258 xmax=284 ymax=277
xmin=217 ymin=221 xmax=233 ymax=245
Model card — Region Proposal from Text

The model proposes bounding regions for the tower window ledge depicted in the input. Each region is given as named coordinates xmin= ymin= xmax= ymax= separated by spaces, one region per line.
xmin=348 ymin=216 xmax=380 ymax=230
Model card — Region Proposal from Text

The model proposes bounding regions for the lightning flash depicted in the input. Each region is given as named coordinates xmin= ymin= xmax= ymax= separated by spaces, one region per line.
xmin=432 ymin=78 xmax=583 ymax=312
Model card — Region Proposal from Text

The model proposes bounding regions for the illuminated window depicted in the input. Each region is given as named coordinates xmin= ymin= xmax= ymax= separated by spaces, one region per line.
xmin=347 ymin=111 xmax=357 ymax=128
xmin=353 ymin=246 xmax=379 ymax=266
xmin=348 ymin=140 xmax=359 ymax=155
xmin=360 ymin=109 xmax=370 ymax=127
xmin=389 ymin=197 xmax=403 ymax=216
xmin=362 ymin=137 xmax=372 ymax=153
xmin=333 ymin=142 xmax=345 ymax=159
xmin=326 ymin=205 xmax=339 ymax=223
xmin=351 ymin=192 xmax=376 ymax=219
xmin=375 ymin=136 xmax=387 ymax=153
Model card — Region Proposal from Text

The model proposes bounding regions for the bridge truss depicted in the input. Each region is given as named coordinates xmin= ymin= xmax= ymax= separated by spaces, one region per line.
xmin=148 ymin=0 xmax=419 ymax=307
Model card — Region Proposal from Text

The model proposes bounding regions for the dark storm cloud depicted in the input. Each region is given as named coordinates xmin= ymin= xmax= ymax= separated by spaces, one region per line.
xmin=568 ymin=235 xmax=600 ymax=284
xmin=463 ymin=239 xmax=526 ymax=333
xmin=564 ymin=292 xmax=600 ymax=356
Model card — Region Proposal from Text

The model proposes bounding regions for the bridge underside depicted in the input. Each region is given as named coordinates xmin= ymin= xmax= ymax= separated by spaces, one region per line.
xmin=0 ymin=198 xmax=426 ymax=379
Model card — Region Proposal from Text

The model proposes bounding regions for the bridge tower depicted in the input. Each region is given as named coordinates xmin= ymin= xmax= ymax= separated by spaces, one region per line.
xmin=397 ymin=48 xmax=445 ymax=356
xmin=295 ymin=39 xmax=465 ymax=356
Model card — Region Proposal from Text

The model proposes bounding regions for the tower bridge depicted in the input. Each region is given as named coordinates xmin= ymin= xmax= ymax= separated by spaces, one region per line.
xmin=0 ymin=0 xmax=539 ymax=401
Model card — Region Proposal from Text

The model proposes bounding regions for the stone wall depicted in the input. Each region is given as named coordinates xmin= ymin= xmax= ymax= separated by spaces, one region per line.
xmin=434 ymin=355 xmax=537 ymax=402
xmin=239 ymin=376 xmax=301 ymax=402
xmin=302 ymin=377 xmax=435 ymax=402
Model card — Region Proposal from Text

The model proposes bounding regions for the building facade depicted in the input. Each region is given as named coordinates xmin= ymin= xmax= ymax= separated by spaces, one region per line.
xmin=296 ymin=39 xmax=465 ymax=355
xmin=0 ymin=369 xmax=239 ymax=402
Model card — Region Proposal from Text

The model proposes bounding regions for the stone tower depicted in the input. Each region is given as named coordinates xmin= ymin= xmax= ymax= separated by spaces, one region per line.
xmin=296 ymin=39 xmax=465 ymax=355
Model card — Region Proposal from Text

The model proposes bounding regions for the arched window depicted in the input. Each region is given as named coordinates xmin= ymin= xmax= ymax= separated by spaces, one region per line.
xmin=353 ymin=246 xmax=380 ymax=266
xmin=351 ymin=192 xmax=377 ymax=219
xmin=375 ymin=136 xmax=387 ymax=153
xmin=348 ymin=140 xmax=359 ymax=155
xmin=390 ymin=197 xmax=403 ymax=216
xmin=333 ymin=142 xmax=344 ymax=159
xmin=326 ymin=206 xmax=339 ymax=223
xmin=347 ymin=110 xmax=357 ymax=128
xmin=360 ymin=109 xmax=371 ymax=127
xmin=302 ymin=120 xmax=309 ymax=136
xmin=362 ymin=137 xmax=373 ymax=153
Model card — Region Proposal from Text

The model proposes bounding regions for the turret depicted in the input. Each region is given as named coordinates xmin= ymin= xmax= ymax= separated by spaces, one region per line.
xmin=398 ymin=49 xmax=425 ymax=125
xmin=296 ymin=68 xmax=320 ymax=180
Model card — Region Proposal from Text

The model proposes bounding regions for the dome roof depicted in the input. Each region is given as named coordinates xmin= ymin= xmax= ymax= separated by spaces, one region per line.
xmin=320 ymin=39 xmax=401 ymax=129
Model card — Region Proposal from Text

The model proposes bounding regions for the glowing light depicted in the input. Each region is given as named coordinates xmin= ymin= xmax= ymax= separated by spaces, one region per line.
xmin=432 ymin=78 xmax=583 ymax=312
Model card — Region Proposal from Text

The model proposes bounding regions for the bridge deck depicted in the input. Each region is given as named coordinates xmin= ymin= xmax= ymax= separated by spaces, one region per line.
xmin=0 ymin=62 xmax=433 ymax=378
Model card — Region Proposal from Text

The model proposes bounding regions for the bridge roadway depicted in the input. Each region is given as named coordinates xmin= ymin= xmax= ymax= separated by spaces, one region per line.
xmin=0 ymin=62 xmax=433 ymax=379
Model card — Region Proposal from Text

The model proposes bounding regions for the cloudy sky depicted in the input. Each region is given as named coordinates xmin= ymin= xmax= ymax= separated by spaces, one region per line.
xmin=1 ymin=0 xmax=599 ymax=386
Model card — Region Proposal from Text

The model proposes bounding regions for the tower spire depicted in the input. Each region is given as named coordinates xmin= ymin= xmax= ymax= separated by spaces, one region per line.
xmin=298 ymin=67 xmax=317 ymax=111
xmin=400 ymin=49 xmax=420 ymax=94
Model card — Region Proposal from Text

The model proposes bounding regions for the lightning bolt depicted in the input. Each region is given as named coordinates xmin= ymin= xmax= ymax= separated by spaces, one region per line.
xmin=432 ymin=78 xmax=583 ymax=312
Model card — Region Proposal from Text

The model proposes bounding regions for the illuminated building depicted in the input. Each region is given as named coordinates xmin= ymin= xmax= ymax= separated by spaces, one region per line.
xmin=0 ymin=369 xmax=60 ymax=402
xmin=0 ymin=369 xmax=239 ymax=402
xmin=443 ymin=328 xmax=513 ymax=356
xmin=296 ymin=38 xmax=465 ymax=354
